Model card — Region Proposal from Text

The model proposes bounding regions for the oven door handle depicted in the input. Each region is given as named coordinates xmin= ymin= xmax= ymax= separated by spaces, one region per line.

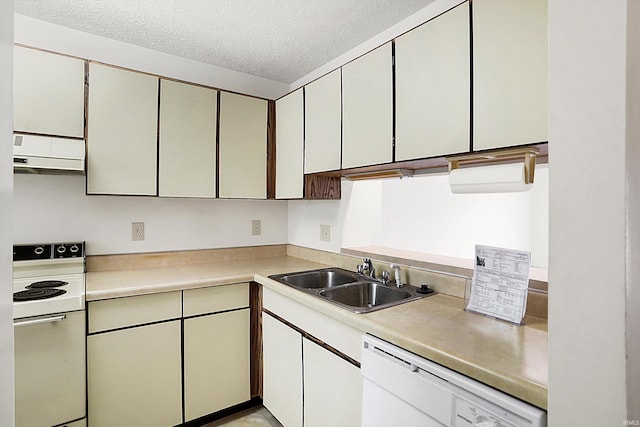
xmin=13 ymin=314 xmax=67 ymax=327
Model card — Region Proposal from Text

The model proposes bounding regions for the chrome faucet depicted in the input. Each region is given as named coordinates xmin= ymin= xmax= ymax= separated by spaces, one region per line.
xmin=361 ymin=258 xmax=375 ymax=279
xmin=390 ymin=264 xmax=404 ymax=288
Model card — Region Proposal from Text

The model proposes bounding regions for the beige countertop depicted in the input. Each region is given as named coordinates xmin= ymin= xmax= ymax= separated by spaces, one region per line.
xmin=86 ymin=253 xmax=548 ymax=410
xmin=86 ymin=256 xmax=327 ymax=300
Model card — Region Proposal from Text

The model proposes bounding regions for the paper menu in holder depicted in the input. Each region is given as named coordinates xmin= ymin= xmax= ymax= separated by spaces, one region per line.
xmin=465 ymin=245 xmax=531 ymax=325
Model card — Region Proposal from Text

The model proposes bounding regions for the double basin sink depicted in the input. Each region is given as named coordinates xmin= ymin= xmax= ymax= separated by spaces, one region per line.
xmin=269 ymin=267 xmax=434 ymax=313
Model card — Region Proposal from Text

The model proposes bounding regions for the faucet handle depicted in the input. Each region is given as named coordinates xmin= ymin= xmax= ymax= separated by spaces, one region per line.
xmin=381 ymin=269 xmax=391 ymax=284
xmin=357 ymin=264 xmax=365 ymax=275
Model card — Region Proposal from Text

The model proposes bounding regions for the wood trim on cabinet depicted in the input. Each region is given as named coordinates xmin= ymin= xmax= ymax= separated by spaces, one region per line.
xmin=304 ymin=174 xmax=341 ymax=199
xmin=216 ymin=91 xmax=221 ymax=198
xmin=266 ymin=100 xmax=276 ymax=199
xmin=262 ymin=307 xmax=360 ymax=369
xmin=250 ymin=282 xmax=263 ymax=398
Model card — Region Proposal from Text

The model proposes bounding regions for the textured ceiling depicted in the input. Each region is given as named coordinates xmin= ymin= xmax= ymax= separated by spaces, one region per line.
xmin=14 ymin=0 xmax=435 ymax=84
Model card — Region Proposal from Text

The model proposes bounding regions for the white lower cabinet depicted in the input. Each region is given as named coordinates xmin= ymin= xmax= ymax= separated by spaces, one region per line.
xmin=262 ymin=313 xmax=303 ymax=427
xmin=88 ymin=284 xmax=251 ymax=426
xmin=87 ymin=320 xmax=183 ymax=427
xmin=262 ymin=288 xmax=363 ymax=427
xmin=303 ymin=338 xmax=362 ymax=427
xmin=184 ymin=308 xmax=250 ymax=421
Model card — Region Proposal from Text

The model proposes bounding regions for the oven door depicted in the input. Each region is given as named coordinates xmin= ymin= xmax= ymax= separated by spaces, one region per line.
xmin=14 ymin=310 xmax=86 ymax=427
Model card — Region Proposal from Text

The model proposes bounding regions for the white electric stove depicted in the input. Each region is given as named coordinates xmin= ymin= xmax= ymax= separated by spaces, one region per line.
xmin=13 ymin=242 xmax=87 ymax=427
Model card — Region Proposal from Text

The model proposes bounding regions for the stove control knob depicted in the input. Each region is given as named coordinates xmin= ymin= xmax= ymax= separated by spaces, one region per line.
xmin=34 ymin=246 xmax=44 ymax=255
xmin=70 ymin=244 xmax=79 ymax=253
xmin=56 ymin=245 xmax=67 ymax=254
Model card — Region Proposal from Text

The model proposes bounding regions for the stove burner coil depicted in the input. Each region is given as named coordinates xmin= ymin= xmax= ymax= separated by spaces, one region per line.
xmin=26 ymin=280 xmax=69 ymax=289
xmin=13 ymin=288 xmax=67 ymax=302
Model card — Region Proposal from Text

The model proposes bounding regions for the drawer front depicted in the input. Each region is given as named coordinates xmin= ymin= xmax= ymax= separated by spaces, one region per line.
xmin=263 ymin=287 xmax=362 ymax=363
xmin=89 ymin=291 xmax=182 ymax=333
xmin=183 ymin=283 xmax=249 ymax=317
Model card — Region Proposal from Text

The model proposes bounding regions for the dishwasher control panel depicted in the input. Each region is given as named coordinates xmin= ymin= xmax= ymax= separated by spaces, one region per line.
xmin=454 ymin=395 xmax=518 ymax=426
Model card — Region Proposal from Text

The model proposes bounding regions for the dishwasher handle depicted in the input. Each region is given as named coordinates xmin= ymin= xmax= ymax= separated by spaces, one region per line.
xmin=14 ymin=314 xmax=67 ymax=327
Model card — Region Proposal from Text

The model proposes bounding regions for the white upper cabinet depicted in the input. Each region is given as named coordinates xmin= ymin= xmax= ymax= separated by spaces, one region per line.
xmin=304 ymin=69 xmax=342 ymax=173
xmin=341 ymin=42 xmax=393 ymax=169
xmin=87 ymin=63 xmax=159 ymax=195
xmin=13 ymin=46 xmax=85 ymax=138
xmin=275 ymin=89 xmax=304 ymax=199
xmin=219 ymin=92 xmax=268 ymax=199
xmin=159 ymin=79 xmax=217 ymax=198
xmin=473 ymin=0 xmax=548 ymax=151
xmin=395 ymin=3 xmax=470 ymax=161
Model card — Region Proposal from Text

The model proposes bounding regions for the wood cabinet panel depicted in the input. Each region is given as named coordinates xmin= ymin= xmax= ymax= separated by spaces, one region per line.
xmin=275 ymin=89 xmax=304 ymax=199
xmin=341 ymin=43 xmax=393 ymax=169
xmin=219 ymin=92 xmax=268 ymax=199
xmin=304 ymin=69 xmax=342 ymax=173
xmin=13 ymin=46 xmax=85 ymax=138
xmin=473 ymin=0 xmax=548 ymax=150
xmin=87 ymin=63 xmax=159 ymax=195
xmin=159 ymin=79 xmax=217 ymax=198
xmin=395 ymin=3 xmax=470 ymax=160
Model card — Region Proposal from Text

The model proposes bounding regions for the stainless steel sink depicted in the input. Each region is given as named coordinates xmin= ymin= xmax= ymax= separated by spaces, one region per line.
xmin=269 ymin=267 xmax=359 ymax=290
xmin=318 ymin=281 xmax=421 ymax=313
xmin=269 ymin=267 xmax=434 ymax=313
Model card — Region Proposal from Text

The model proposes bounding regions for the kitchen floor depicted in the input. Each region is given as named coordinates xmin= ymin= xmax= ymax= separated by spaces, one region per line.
xmin=201 ymin=406 xmax=283 ymax=427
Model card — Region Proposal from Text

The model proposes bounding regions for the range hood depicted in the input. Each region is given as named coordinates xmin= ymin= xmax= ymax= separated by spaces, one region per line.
xmin=13 ymin=133 xmax=85 ymax=174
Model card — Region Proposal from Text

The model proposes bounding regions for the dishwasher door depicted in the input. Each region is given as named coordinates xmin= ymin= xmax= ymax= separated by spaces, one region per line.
xmin=361 ymin=334 xmax=546 ymax=427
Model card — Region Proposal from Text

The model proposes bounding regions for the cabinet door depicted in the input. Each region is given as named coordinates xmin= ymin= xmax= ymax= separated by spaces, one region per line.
xmin=395 ymin=3 xmax=470 ymax=160
xmin=159 ymin=79 xmax=217 ymax=198
xmin=473 ymin=0 xmax=548 ymax=150
xmin=303 ymin=338 xmax=362 ymax=427
xmin=342 ymin=43 xmax=393 ymax=169
xmin=87 ymin=320 xmax=182 ymax=427
xmin=87 ymin=63 xmax=159 ymax=195
xmin=262 ymin=313 xmax=303 ymax=427
xmin=275 ymin=89 xmax=303 ymax=199
xmin=184 ymin=309 xmax=250 ymax=421
xmin=13 ymin=46 xmax=85 ymax=138
xmin=304 ymin=69 xmax=342 ymax=173
xmin=219 ymin=92 xmax=267 ymax=199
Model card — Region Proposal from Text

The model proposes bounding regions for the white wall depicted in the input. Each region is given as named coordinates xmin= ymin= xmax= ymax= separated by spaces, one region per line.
xmin=14 ymin=14 xmax=289 ymax=100
xmin=14 ymin=175 xmax=288 ymax=256
xmin=289 ymin=166 xmax=549 ymax=268
xmin=0 ymin=3 xmax=14 ymax=427
xmin=548 ymin=0 xmax=629 ymax=423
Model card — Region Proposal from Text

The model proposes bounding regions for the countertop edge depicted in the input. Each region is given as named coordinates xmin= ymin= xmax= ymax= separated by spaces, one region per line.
xmin=86 ymin=274 xmax=256 ymax=301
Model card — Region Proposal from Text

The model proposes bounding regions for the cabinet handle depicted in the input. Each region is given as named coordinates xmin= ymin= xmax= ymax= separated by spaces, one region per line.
xmin=14 ymin=314 xmax=66 ymax=327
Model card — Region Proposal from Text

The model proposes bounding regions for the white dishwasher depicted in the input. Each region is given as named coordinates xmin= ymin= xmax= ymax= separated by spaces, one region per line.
xmin=361 ymin=335 xmax=546 ymax=427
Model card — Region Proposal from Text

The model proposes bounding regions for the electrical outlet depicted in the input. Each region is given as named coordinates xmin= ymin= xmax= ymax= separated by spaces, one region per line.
xmin=131 ymin=222 xmax=145 ymax=241
xmin=252 ymin=220 xmax=261 ymax=236
xmin=320 ymin=224 xmax=330 ymax=242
